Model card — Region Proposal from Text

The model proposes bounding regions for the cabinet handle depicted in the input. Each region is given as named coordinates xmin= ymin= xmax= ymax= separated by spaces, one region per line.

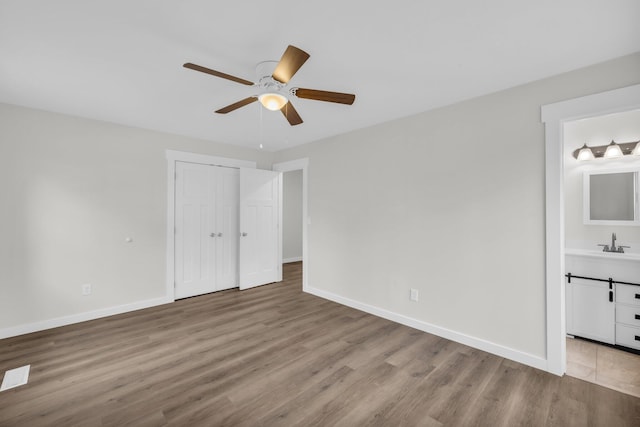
xmin=636 ymin=294 xmax=640 ymax=299
xmin=609 ymin=291 xmax=613 ymax=302
xmin=636 ymin=336 xmax=640 ymax=342
xmin=636 ymin=314 xmax=640 ymax=320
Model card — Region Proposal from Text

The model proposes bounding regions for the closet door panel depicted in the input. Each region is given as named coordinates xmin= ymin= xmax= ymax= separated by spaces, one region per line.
xmin=239 ymin=168 xmax=281 ymax=290
xmin=216 ymin=167 xmax=239 ymax=290
xmin=175 ymin=162 xmax=217 ymax=299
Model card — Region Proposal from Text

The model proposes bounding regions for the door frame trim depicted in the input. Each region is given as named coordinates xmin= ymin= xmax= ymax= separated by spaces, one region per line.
xmin=273 ymin=158 xmax=309 ymax=291
xmin=541 ymin=83 xmax=640 ymax=375
xmin=165 ymin=150 xmax=256 ymax=301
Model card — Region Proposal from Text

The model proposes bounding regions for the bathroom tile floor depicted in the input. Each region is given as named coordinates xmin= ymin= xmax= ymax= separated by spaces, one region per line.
xmin=566 ymin=337 xmax=640 ymax=398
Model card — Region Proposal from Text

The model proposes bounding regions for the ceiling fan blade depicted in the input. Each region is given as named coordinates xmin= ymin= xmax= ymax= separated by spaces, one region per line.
xmin=272 ymin=45 xmax=310 ymax=84
xmin=281 ymin=101 xmax=303 ymax=126
xmin=294 ymin=88 xmax=355 ymax=105
xmin=215 ymin=97 xmax=258 ymax=114
xmin=183 ymin=63 xmax=254 ymax=86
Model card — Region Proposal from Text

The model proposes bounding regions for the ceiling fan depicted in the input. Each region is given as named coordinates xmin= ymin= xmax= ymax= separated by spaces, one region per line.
xmin=183 ymin=45 xmax=356 ymax=126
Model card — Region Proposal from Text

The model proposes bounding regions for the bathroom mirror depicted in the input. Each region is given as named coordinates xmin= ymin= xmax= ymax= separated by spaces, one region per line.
xmin=583 ymin=169 xmax=640 ymax=225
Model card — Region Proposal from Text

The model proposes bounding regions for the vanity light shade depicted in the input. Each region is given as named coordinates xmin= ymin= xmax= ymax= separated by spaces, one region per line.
xmin=633 ymin=142 xmax=640 ymax=156
xmin=576 ymin=144 xmax=595 ymax=161
xmin=604 ymin=141 xmax=623 ymax=159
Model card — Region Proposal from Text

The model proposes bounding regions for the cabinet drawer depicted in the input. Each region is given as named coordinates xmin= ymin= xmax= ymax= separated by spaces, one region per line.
xmin=615 ymin=324 xmax=640 ymax=350
xmin=616 ymin=284 xmax=640 ymax=307
xmin=616 ymin=304 xmax=640 ymax=327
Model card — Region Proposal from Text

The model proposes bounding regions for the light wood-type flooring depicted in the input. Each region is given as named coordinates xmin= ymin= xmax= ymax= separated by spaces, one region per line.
xmin=1 ymin=262 xmax=640 ymax=426
xmin=566 ymin=336 xmax=640 ymax=398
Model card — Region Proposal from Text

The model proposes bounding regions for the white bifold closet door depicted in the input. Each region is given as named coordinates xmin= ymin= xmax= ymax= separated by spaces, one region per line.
xmin=239 ymin=168 xmax=282 ymax=290
xmin=175 ymin=161 xmax=239 ymax=299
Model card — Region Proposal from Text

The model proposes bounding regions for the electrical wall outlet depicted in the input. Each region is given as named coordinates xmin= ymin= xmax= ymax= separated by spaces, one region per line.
xmin=410 ymin=288 xmax=419 ymax=302
xmin=82 ymin=284 xmax=92 ymax=296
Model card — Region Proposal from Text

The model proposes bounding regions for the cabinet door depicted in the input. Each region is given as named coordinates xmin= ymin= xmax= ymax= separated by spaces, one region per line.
xmin=566 ymin=278 xmax=615 ymax=344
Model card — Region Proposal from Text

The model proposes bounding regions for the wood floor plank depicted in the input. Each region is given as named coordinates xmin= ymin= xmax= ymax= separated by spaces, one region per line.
xmin=263 ymin=361 xmax=401 ymax=427
xmin=1 ymin=261 xmax=639 ymax=426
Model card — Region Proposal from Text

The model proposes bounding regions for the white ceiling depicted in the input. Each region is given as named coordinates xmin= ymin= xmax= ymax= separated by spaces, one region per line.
xmin=1 ymin=1 xmax=639 ymax=152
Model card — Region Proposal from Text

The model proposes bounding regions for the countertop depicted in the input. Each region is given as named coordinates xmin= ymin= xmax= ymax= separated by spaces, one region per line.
xmin=565 ymin=248 xmax=640 ymax=261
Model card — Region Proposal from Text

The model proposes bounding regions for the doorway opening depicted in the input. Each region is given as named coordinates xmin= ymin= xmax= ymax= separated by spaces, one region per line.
xmin=282 ymin=169 xmax=303 ymax=264
xmin=562 ymin=109 xmax=640 ymax=397
xmin=273 ymin=158 xmax=309 ymax=290
xmin=542 ymin=83 xmax=640 ymax=376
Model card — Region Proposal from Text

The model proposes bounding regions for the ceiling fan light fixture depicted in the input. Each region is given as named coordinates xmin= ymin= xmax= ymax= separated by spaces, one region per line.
xmin=258 ymin=92 xmax=288 ymax=111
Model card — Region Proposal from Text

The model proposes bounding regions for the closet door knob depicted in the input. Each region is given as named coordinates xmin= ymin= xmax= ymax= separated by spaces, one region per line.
xmin=210 ymin=232 xmax=216 ymax=237
xmin=218 ymin=233 xmax=223 ymax=237
xmin=241 ymin=232 xmax=248 ymax=237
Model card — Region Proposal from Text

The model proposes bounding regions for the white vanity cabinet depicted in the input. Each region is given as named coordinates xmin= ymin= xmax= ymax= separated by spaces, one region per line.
xmin=615 ymin=284 xmax=640 ymax=350
xmin=565 ymin=250 xmax=640 ymax=349
xmin=566 ymin=277 xmax=615 ymax=344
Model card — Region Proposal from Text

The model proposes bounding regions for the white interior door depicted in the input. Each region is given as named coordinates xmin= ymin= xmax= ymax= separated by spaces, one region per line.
xmin=239 ymin=168 xmax=281 ymax=290
xmin=175 ymin=162 xmax=216 ymax=298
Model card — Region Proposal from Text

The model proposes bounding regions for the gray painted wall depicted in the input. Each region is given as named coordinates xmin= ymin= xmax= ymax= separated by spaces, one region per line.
xmin=0 ymin=103 xmax=273 ymax=331
xmin=273 ymin=52 xmax=640 ymax=359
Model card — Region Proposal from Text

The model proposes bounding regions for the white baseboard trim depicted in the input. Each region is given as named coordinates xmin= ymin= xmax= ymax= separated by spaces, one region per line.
xmin=283 ymin=256 xmax=303 ymax=263
xmin=305 ymin=286 xmax=548 ymax=373
xmin=0 ymin=296 xmax=173 ymax=340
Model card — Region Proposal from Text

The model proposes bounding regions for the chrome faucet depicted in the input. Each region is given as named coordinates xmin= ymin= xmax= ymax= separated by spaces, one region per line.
xmin=598 ymin=232 xmax=630 ymax=253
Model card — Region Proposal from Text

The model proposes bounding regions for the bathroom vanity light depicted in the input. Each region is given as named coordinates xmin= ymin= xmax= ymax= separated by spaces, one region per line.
xmin=604 ymin=141 xmax=624 ymax=158
xmin=576 ymin=144 xmax=595 ymax=161
xmin=573 ymin=139 xmax=640 ymax=161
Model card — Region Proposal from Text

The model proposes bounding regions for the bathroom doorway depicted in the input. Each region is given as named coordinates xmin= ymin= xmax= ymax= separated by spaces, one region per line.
xmin=562 ymin=109 xmax=640 ymax=397
xmin=541 ymin=83 xmax=640 ymax=377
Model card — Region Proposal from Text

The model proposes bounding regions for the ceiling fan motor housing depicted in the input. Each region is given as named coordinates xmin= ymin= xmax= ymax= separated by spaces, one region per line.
xmin=256 ymin=61 xmax=284 ymax=91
